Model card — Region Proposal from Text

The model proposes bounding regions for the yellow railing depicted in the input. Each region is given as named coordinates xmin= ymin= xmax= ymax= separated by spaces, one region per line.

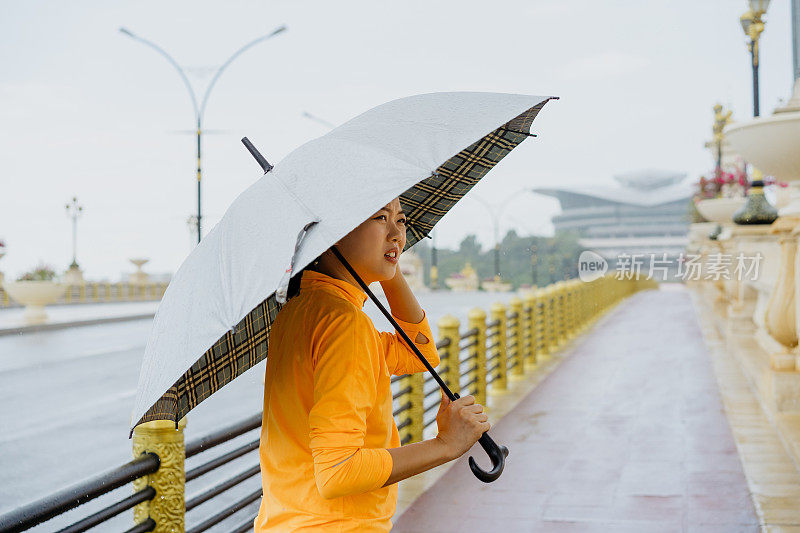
xmin=391 ymin=274 xmax=656 ymax=444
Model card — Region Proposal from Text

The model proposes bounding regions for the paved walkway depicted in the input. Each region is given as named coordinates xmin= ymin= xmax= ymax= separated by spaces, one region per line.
xmin=394 ymin=286 xmax=760 ymax=532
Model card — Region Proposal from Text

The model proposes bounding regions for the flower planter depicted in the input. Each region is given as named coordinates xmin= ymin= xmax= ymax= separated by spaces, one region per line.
xmin=2 ymin=280 xmax=66 ymax=324
xmin=695 ymin=198 xmax=746 ymax=225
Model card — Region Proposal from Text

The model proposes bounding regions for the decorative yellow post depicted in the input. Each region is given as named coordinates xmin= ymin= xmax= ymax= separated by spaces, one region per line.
xmin=490 ymin=302 xmax=509 ymax=389
xmin=566 ymin=280 xmax=576 ymax=340
xmin=556 ymin=282 xmax=567 ymax=348
xmin=523 ymin=290 xmax=538 ymax=370
xmin=540 ymin=286 xmax=551 ymax=356
xmin=437 ymin=314 xmax=461 ymax=397
xmin=550 ymin=284 xmax=561 ymax=350
xmin=467 ymin=307 xmax=487 ymax=407
xmin=508 ymin=298 xmax=525 ymax=378
xmin=408 ymin=372 xmax=424 ymax=442
xmin=132 ymin=418 xmax=187 ymax=533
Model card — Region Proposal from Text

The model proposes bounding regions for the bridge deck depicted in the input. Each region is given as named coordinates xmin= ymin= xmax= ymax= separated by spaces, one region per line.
xmin=393 ymin=286 xmax=760 ymax=532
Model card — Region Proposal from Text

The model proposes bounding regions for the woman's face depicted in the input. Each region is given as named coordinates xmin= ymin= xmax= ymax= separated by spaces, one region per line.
xmin=334 ymin=197 xmax=407 ymax=284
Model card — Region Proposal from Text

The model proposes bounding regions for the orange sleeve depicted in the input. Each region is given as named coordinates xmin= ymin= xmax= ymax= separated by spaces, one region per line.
xmin=308 ymin=309 xmax=393 ymax=500
xmin=381 ymin=310 xmax=441 ymax=376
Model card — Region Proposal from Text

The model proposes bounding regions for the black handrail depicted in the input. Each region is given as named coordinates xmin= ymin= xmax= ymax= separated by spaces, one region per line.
xmin=0 ymin=453 xmax=159 ymax=533
xmin=123 ymin=518 xmax=156 ymax=533
xmin=185 ymin=412 xmax=261 ymax=458
xmin=185 ymin=438 xmax=259 ymax=482
xmin=57 ymin=487 xmax=156 ymax=533
xmin=185 ymin=488 xmax=262 ymax=533
xmin=459 ymin=338 xmax=478 ymax=351
xmin=393 ymin=401 xmax=412 ymax=417
xmin=230 ymin=514 xmax=258 ymax=533
xmin=185 ymin=465 xmax=260 ymax=512
xmin=392 ymin=385 xmax=412 ymax=401
xmin=459 ymin=327 xmax=478 ymax=341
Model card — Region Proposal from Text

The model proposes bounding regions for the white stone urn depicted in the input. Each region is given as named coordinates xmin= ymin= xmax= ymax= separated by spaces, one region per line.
xmin=3 ymin=280 xmax=66 ymax=324
xmin=725 ymin=80 xmax=800 ymax=217
xmin=695 ymin=197 xmax=747 ymax=225
xmin=129 ymin=258 xmax=150 ymax=285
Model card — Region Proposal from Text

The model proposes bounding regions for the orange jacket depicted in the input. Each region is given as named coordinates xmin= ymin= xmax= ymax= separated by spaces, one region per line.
xmin=254 ymin=269 xmax=440 ymax=532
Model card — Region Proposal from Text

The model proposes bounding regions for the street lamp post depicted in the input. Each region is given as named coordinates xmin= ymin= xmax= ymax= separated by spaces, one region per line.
xmin=120 ymin=25 xmax=287 ymax=244
xmin=740 ymin=1 xmax=771 ymax=117
xmin=711 ymin=103 xmax=733 ymax=180
xmin=65 ymin=196 xmax=83 ymax=269
xmin=468 ymin=189 xmax=531 ymax=282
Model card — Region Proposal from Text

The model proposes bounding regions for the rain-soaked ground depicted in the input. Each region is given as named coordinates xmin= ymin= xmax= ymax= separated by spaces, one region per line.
xmin=0 ymin=289 xmax=519 ymax=531
xmin=393 ymin=286 xmax=759 ymax=532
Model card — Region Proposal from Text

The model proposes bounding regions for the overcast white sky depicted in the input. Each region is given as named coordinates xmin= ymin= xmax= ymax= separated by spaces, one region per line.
xmin=0 ymin=0 xmax=795 ymax=280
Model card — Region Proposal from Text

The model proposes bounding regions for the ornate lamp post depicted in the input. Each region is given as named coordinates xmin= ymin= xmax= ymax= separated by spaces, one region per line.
xmin=740 ymin=0 xmax=771 ymax=117
xmin=711 ymin=103 xmax=733 ymax=179
xmin=120 ymin=25 xmax=287 ymax=244
xmin=64 ymin=196 xmax=84 ymax=283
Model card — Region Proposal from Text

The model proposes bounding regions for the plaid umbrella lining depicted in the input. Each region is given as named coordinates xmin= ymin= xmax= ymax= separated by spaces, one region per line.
xmin=135 ymin=100 xmax=551 ymax=428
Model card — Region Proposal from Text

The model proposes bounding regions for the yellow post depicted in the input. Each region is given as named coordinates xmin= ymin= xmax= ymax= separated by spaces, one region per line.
xmin=132 ymin=418 xmax=186 ymax=533
xmin=508 ymin=297 xmax=524 ymax=375
xmin=489 ymin=302 xmax=508 ymax=392
xmin=523 ymin=290 xmax=538 ymax=370
xmin=507 ymin=298 xmax=524 ymax=378
xmin=555 ymin=282 xmax=567 ymax=348
xmin=568 ymin=281 xmax=577 ymax=339
xmin=437 ymin=314 xmax=461 ymax=397
xmin=403 ymin=372 xmax=424 ymax=443
xmin=467 ymin=307 xmax=487 ymax=407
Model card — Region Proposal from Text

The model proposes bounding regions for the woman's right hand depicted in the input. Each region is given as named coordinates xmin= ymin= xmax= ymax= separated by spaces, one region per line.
xmin=434 ymin=390 xmax=490 ymax=460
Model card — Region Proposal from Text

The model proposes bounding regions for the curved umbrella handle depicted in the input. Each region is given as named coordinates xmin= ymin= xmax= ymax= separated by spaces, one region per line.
xmin=451 ymin=392 xmax=509 ymax=483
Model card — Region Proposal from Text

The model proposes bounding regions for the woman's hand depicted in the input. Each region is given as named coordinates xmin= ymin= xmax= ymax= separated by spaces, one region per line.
xmin=433 ymin=390 xmax=490 ymax=460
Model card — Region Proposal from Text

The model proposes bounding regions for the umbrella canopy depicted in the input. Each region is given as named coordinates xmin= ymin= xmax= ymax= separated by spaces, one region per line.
xmin=131 ymin=91 xmax=557 ymax=433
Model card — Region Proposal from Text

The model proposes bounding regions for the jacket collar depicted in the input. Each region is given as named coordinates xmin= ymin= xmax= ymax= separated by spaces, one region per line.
xmin=299 ymin=269 xmax=368 ymax=308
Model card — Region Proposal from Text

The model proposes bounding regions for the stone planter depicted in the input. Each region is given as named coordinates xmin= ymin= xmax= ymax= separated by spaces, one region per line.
xmin=2 ymin=280 xmax=66 ymax=324
xmin=696 ymin=198 xmax=746 ymax=225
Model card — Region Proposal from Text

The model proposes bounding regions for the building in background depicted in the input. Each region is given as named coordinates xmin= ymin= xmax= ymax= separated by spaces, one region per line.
xmin=533 ymin=170 xmax=692 ymax=281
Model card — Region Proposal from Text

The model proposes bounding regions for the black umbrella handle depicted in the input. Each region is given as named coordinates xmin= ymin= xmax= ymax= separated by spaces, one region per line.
xmin=329 ymin=246 xmax=509 ymax=483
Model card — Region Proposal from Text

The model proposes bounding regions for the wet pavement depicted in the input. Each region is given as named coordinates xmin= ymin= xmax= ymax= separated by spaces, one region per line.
xmin=393 ymin=286 xmax=760 ymax=532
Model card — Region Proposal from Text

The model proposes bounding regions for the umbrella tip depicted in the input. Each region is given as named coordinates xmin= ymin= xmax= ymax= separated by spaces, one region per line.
xmin=241 ymin=137 xmax=274 ymax=173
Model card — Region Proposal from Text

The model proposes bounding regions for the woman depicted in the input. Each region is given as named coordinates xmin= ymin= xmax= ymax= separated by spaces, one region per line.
xmin=254 ymin=197 xmax=490 ymax=532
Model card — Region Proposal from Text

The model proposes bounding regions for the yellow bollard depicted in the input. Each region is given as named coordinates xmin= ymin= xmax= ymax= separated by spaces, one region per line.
xmin=523 ymin=290 xmax=538 ymax=370
xmin=506 ymin=299 xmax=524 ymax=378
xmin=467 ymin=307 xmax=487 ymax=408
xmin=489 ymin=302 xmax=508 ymax=392
xmin=437 ymin=314 xmax=461 ymax=397
xmin=508 ymin=297 xmax=525 ymax=376
xmin=132 ymin=418 xmax=186 ymax=533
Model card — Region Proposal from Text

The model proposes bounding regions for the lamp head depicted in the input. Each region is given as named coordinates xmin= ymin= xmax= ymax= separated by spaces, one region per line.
xmin=740 ymin=10 xmax=754 ymax=35
xmin=748 ymin=0 xmax=770 ymax=15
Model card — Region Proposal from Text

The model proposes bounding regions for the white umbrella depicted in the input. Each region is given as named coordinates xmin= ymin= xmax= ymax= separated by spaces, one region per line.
xmin=130 ymin=91 xmax=557 ymax=481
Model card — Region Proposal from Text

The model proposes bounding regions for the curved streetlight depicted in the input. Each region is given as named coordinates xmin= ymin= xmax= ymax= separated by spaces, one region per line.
xmin=65 ymin=196 xmax=84 ymax=269
xmin=740 ymin=1 xmax=770 ymax=117
xmin=119 ymin=24 xmax=288 ymax=243
xmin=464 ymin=188 xmax=533 ymax=282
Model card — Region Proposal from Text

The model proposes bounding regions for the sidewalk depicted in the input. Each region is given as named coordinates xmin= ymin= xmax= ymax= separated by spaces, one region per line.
xmin=0 ymin=301 xmax=159 ymax=336
xmin=393 ymin=286 xmax=761 ymax=532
